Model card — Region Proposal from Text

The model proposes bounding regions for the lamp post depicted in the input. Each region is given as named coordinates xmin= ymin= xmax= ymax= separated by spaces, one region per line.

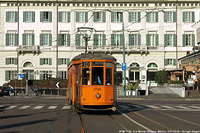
xmin=122 ymin=22 xmax=126 ymax=96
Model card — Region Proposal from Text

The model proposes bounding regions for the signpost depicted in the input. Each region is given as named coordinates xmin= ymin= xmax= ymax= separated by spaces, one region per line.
xmin=20 ymin=74 xmax=24 ymax=95
xmin=122 ymin=63 xmax=126 ymax=70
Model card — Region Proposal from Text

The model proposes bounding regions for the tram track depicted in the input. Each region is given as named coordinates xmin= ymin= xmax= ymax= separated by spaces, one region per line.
xmin=79 ymin=113 xmax=86 ymax=133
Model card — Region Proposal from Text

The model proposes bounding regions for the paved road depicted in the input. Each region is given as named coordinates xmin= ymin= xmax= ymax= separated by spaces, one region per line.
xmin=0 ymin=96 xmax=200 ymax=133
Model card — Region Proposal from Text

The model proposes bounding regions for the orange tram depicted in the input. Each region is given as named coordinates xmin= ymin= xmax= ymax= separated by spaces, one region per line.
xmin=68 ymin=53 xmax=117 ymax=111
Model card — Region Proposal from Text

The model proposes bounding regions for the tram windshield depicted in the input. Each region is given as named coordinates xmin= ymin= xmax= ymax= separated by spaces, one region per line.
xmin=92 ymin=67 xmax=104 ymax=85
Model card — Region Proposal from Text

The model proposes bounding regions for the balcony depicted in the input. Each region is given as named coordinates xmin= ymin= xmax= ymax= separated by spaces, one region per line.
xmin=17 ymin=45 xmax=40 ymax=54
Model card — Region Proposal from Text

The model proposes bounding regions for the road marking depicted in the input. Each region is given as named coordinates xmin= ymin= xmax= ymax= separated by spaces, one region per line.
xmin=6 ymin=106 xmax=17 ymax=109
xmin=33 ymin=106 xmax=44 ymax=109
xmin=19 ymin=106 xmax=30 ymax=109
xmin=131 ymin=104 xmax=144 ymax=109
xmin=145 ymin=105 xmax=159 ymax=109
xmin=62 ymin=106 xmax=71 ymax=109
xmin=189 ymin=106 xmax=200 ymax=109
xmin=117 ymin=110 xmax=153 ymax=131
xmin=48 ymin=106 xmax=57 ymax=109
xmin=161 ymin=105 xmax=174 ymax=109
xmin=175 ymin=106 xmax=189 ymax=109
xmin=119 ymin=105 xmax=130 ymax=109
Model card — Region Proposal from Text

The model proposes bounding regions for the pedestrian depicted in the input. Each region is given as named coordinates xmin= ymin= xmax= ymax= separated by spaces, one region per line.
xmin=9 ymin=85 xmax=13 ymax=96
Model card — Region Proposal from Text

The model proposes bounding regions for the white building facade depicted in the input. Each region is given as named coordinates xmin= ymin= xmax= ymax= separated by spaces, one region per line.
xmin=0 ymin=0 xmax=200 ymax=95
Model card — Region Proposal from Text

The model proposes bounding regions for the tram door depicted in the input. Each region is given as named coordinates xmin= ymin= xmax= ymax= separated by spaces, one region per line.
xmin=75 ymin=65 xmax=81 ymax=106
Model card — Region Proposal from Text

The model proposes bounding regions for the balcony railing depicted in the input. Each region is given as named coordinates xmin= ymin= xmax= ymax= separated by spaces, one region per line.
xmin=17 ymin=45 xmax=40 ymax=54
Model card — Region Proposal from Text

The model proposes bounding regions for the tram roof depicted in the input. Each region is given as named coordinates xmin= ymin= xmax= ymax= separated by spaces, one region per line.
xmin=72 ymin=53 xmax=116 ymax=61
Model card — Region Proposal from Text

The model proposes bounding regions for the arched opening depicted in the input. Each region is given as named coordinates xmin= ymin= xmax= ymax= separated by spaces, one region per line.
xmin=23 ymin=61 xmax=34 ymax=80
xmin=129 ymin=62 xmax=140 ymax=82
xmin=147 ymin=62 xmax=158 ymax=81
xmin=116 ymin=62 xmax=122 ymax=86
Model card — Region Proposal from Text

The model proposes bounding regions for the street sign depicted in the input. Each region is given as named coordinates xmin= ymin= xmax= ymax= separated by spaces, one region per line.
xmin=20 ymin=74 xmax=24 ymax=79
xmin=122 ymin=63 xmax=126 ymax=70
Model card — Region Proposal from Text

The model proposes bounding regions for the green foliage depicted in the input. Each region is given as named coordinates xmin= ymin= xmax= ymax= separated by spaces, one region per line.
xmin=168 ymin=80 xmax=184 ymax=84
xmin=126 ymin=80 xmax=140 ymax=91
xmin=155 ymin=70 xmax=168 ymax=85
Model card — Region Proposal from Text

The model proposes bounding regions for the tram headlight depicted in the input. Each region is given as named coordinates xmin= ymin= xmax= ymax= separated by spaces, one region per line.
xmin=96 ymin=93 xmax=101 ymax=99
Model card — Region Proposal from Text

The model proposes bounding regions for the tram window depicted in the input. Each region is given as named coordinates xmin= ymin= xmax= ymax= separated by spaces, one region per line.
xmin=92 ymin=67 xmax=104 ymax=85
xmin=82 ymin=68 xmax=90 ymax=85
xmin=106 ymin=68 xmax=112 ymax=85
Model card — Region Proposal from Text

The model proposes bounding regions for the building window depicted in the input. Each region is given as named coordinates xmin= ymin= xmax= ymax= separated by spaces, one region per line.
xmin=146 ymin=34 xmax=158 ymax=46
xmin=183 ymin=34 xmax=195 ymax=46
xmin=5 ymin=58 xmax=17 ymax=65
xmin=6 ymin=33 xmax=18 ymax=46
xmin=58 ymin=71 xmax=67 ymax=79
xmin=183 ymin=12 xmax=195 ymax=23
xmin=147 ymin=63 xmax=158 ymax=69
xmin=75 ymin=34 xmax=87 ymax=46
xmin=58 ymin=12 xmax=70 ymax=22
xmin=129 ymin=34 xmax=141 ymax=46
xmin=23 ymin=33 xmax=34 ymax=46
xmin=164 ymin=12 xmax=176 ymax=22
xmin=147 ymin=12 xmax=158 ymax=22
xmin=40 ymin=11 xmax=52 ymax=22
xmin=40 ymin=71 xmax=52 ymax=80
xmin=94 ymin=12 xmax=106 ymax=22
xmin=58 ymin=58 xmax=70 ymax=65
xmin=129 ymin=12 xmax=141 ymax=22
xmin=40 ymin=58 xmax=52 ymax=65
xmin=165 ymin=59 xmax=176 ymax=66
xmin=40 ymin=34 xmax=52 ymax=46
xmin=6 ymin=11 xmax=18 ymax=22
xmin=111 ymin=34 xmax=123 ymax=46
xmin=111 ymin=12 xmax=123 ymax=22
xmin=93 ymin=34 xmax=106 ymax=46
xmin=5 ymin=70 xmax=17 ymax=81
xmin=76 ymin=12 xmax=88 ymax=22
xmin=58 ymin=34 xmax=70 ymax=46
xmin=23 ymin=11 xmax=35 ymax=22
xmin=164 ymin=34 xmax=176 ymax=47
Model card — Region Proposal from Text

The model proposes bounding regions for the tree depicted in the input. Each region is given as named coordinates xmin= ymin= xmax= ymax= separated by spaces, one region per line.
xmin=155 ymin=70 xmax=168 ymax=85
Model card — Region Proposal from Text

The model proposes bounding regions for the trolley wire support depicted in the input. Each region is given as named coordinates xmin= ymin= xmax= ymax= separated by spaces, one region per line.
xmin=77 ymin=27 xmax=96 ymax=54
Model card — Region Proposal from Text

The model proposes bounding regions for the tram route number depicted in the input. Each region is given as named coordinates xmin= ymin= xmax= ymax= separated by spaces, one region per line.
xmin=94 ymin=88 xmax=101 ymax=91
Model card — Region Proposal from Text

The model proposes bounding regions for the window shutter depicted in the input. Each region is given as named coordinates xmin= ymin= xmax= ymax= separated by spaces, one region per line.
xmin=15 ymin=12 xmax=18 ymax=22
xmin=49 ymin=34 xmax=52 ymax=46
xmin=23 ymin=12 xmax=26 ymax=22
xmin=40 ymin=12 xmax=43 ymax=22
xmin=138 ymin=12 xmax=141 ymax=22
xmin=173 ymin=59 xmax=176 ymax=66
xmin=76 ymin=12 xmax=79 ymax=22
xmin=138 ymin=34 xmax=141 ymax=46
xmin=6 ymin=33 xmax=9 ymax=46
xmin=173 ymin=34 xmax=176 ymax=47
xmin=22 ymin=34 xmax=26 ymax=46
xmin=6 ymin=12 xmax=9 ymax=22
xmin=111 ymin=12 xmax=114 ymax=22
xmin=15 ymin=34 xmax=18 ymax=46
xmin=49 ymin=58 xmax=52 ymax=65
xmin=40 ymin=71 xmax=43 ymax=80
xmin=129 ymin=12 xmax=131 ymax=22
xmin=94 ymin=12 xmax=97 ymax=22
xmin=5 ymin=58 xmax=9 ymax=65
xmin=75 ymin=34 xmax=80 ymax=46
xmin=111 ymin=34 xmax=114 ymax=46
xmin=85 ymin=12 xmax=88 ymax=22
xmin=146 ymin=34 xmax=150 ymax=46
xmin=5 ymin=70 xmax=9 ymax=81
xmin=183 ymin=34 xmax=186 ymax=46
xmin=103 ymin=12 xmax=106 ymax=22
xmin=58 ymin=71 xmax=62 ymax=79
xmin=58 ymin=12 xmax=62 ymax=22
xmin=120 ymin=12 xmax=123 ymax=22
xmin=120 ymin=34 xmax=123 ymax=46
xmin=129 ymin=34 xmax=132 ymax=45
xmin=173 ymin=12 xmax=176 ymax=22
xmin=156 ymin=34 xmax=159 ymax=46
xmin=32 ymin=12 xmax=35 ymax=22
xmin=103 ymin=34 xmax=106 ymax=46
xmin=67 ymin=34 xmax=70 ymax=46
xmin=67 ymin=12 xmax=70 ymax=22
xmin=32 ymin=33 xmax=35 ymax=46
xmin=183 ymin=12 xmax=186 ymax=22
xmin=49 ymin=71 xmax=52 ymax=79
xmin=146 ymin=12 xmax=149 ymax=22
xmin=192 ymin=12 xmax=195 ymax=22
xmin=58 ymin=58 xmax=62 ymax=65
xmin=164 ymin=59 xmax=168 ymax=66
xmin=192 ymin=34 xmax=195 ymax=46
xmin=156 ymin=12 xmax=158 ymax=22
xmin=67 ymin=58 xmax=70 ymax=65
xmin=49 ymin=12 xmax=52 ymax=22
xmin=164 ymin=34 xmax=167 ymax=47
xmin=164 ymin=12 xmax=167 ymax=22
xmin=40 ymin=58 xmax=43 ymax=65
xmin=14 ymin=58 xmax=18 ymax=65
xmin=58 ymin=34 xmax=62 ymax=46
xmin=40 ymin=34 xmax=43 ymax=46
xmin=93 ymin=34 xmax=98 ymax=46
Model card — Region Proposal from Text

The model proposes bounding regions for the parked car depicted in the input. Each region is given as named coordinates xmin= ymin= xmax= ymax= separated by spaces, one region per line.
xmin=0 ymin=86 xmax=9 ymax=96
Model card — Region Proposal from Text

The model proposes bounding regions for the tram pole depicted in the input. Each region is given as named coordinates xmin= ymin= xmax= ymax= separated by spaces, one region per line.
xmin=122 ymin=22 xmax=126 ymax=97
